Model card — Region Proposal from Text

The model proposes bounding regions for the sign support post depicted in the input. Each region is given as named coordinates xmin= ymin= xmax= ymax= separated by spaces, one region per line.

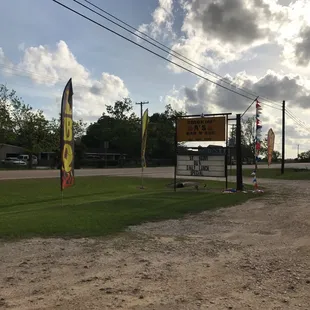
xmin=236 ymin=114 xmax=243 ymax=191
xmin=174 ymin=117 xmax=178 ymax=192
xmin=225 ymin=115 xmax=229 ymax=189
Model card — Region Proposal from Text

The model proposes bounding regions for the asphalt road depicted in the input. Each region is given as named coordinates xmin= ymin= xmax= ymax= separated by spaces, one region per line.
xmin=0 ymin=162 xmax=309 ymax=181
xmin=238 ymin=163 xmax=310 ymax=169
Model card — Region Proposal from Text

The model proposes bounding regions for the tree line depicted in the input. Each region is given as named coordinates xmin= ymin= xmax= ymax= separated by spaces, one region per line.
xmin=0 ymin=85 xmax=185 ymax=167
xmin=0 ymin=84 xmax=290 ymax=168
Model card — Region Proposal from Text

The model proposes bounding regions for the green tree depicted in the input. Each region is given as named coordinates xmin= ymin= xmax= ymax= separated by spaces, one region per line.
xmin=147 ymin=104 xmax=186 ymax=159
xmin=106 ymin=98 xmax=136 ymax=120
xmin=259 ymin=137 xmax=281 ymax=163
xmin=298 ymin=150 xmax=310 ymax=162
xmin=0 ymin=84 xmax=17 ymax=144
xmin=229 ymin=116 xmax=256 ymax=161
xmin=48 ymin=116 xmax=87 ymax=169
xmin=242 ymin=116 xmax=256 ymax=158
xmin=82 ymin=102 xmax=186 ymax=164
xmin=82 ymin=98 xmax=140 ymax=157
xmin=272 ymin=150 xmax=281 ymax=162
xmin=48 ymin=116 xmax=87 ymax=150
xmin=10 ymin=100 xmax=52 ymax=168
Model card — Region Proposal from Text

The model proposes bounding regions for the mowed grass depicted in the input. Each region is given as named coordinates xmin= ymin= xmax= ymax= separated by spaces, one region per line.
xmin=0 ymin=176 xmax=255 ymax=239
xmin=229 ymin=167 xmax=310 ymax=180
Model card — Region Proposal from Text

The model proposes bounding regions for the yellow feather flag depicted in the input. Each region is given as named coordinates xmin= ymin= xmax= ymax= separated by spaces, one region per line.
xmin=141 ymin=109 xmax=149 ymax=168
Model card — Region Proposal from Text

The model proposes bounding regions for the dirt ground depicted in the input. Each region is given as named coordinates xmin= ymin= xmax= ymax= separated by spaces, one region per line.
xmin=1 ymin=179 xmax=310 ymax=310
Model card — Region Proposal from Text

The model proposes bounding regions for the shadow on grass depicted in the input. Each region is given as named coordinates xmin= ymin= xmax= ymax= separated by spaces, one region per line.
xmin=0 ymin=190 xmax=257 ymax=240
xmin=0 ymin=189 xmax=128 ymax=209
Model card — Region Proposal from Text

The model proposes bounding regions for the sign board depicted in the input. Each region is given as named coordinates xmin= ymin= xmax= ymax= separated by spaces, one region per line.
xmin=176 ymin=147 xmax=226 ymax=177
xmin=177 ymin=116 xmax=226 ymax=142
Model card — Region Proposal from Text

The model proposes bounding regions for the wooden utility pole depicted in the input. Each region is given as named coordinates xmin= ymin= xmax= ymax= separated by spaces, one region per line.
xmin=281 ymin=100 xmax=285 ymax=175
xmin=297 ymin=144 xmax=300 ymax=158
xmin=136 ymin=101 xmax=149 ymax=137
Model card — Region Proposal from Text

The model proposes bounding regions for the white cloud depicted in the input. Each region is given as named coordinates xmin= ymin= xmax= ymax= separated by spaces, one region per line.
xmin=163 ymin=69 xmax=310 ymax=157
xmin=18 ymin=42 xmax=25 ymax=52
xmin=0 ymin=48 xmax=14 ymax=75
xmin=143 ymin=0 xmax=288 ymax=71
xmin=0 ymin=48 xmax=5 ymax=62
xmin=138 ymin=0 xmax=310 ymax=75
xmin=276 ymin=0 xmax=310 ymax=72
xmin=1 ymin=40 xmax=130 ymax=121
xmin=178 ymin=69 xmax=310 ymax=114
xmin=136 ymin=0 xmax=175 ymax=41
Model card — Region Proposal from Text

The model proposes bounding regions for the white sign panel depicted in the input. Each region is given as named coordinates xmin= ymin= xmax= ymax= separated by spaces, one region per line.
xmin=177 ymin=154 xmax=225 ymax=177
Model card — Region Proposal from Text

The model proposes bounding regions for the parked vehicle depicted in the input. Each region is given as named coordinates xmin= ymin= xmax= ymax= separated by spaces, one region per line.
xmin=17 ymin=154 xmax=38 ymax=166
xmin=1 ymin=157 xmax=27 ymax=166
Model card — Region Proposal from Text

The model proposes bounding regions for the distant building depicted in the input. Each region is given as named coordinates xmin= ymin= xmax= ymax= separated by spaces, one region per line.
xmin=0 ymin=144 xmax=26 ymax=160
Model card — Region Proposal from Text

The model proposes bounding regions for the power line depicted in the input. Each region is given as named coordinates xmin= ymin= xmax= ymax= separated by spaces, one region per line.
xmin=241 ymin=97 xmax=258 ymax=117
xmin=74 ymin=0 xmax=281 ymax=106
xmin=241 ymin=98 xmax=282 ymax=118
xmin=52 ymin=0 xmax=279 ymax=105
xmin=285 ymin=109 xmax=310 ymax=133
xmin=0 ymin=61 xmax=283 ymax=117
xmin=285 ymin=110 xmax=308 ymax=129
xmin=0 ymin=61 xmax=286 ymax=131
xmin=286 ymin=112 xmax=310 ymax=133
xmin=0 ymin=63 xmax=110 ymax=92
xmin=263 ymin=102 xmax=282 ymax=111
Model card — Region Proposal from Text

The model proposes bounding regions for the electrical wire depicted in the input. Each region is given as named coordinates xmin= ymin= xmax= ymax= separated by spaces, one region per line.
xmin=241 ymin=97 xmax=258 ymax=117
xmin=0 ymin=63 xmax=103 ymax=92
xmin=1 ymin=62 xmax=285 ymax=125
xmin=285 ymin=110 xmax=306 ymax=128
xmin=285 ymin=109 xmax=310 ymax=133
xmin=263 ymin=102 xmax=282 ymax=111
xmin=286 ymin=113 xmax=310 ymax=133
xmin=52 ymin=0 xmax=278 ymax=104
xmin=71 ymin=0 xmax=279 ymax=106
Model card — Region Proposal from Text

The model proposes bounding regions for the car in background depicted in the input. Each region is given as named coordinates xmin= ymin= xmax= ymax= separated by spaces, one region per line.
xmin=1 ymin=157 xmax=27 ymax=166
xmin=17 ymin=154 xmax=38 ymax=166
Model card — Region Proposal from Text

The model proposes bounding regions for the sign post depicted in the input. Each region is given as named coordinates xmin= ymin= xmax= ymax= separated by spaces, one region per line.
xmin=174 ymin=113 xmax=231 ymax=190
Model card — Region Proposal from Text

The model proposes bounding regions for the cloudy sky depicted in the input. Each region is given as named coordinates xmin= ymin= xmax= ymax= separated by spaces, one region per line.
xmin=1 ymin=0 xmax=310 ymax=158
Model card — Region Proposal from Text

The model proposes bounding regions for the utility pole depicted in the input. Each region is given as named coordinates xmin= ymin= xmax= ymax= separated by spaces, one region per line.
xmin=297 ymin=144 xmax=300 ymax=158
xmin=136 ymin=101 xmax=149 ymax=135
xmin=281 ymin=100 xmax=285 ymax=175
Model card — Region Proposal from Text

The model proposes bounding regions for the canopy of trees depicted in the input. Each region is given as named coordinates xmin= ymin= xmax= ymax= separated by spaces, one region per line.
xmin=298 ymin=150 xmax=310 ymax=162
xmin=0 ymin=85 xmax=185 ymax=166
xmin=0 ymin=85 xmax=86 ymax=162
xmin=82 ymin=98 xmax=185 ymax=160
xmin=2 ymin=84 xmax=289 ymax=167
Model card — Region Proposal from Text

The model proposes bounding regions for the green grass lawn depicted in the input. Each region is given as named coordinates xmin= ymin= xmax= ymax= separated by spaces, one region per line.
xmin=0 ymin=176 xmax=255 ymax=239
xmin=229 ymin=168 xmax=310 ymax=180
